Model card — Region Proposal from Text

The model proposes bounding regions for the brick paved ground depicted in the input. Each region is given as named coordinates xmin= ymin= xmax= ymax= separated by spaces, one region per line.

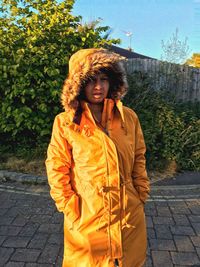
xmin=144 ymin=186 xmax=200 ymax=267
xmin=0 ymin=181 xmax=200 ymax=267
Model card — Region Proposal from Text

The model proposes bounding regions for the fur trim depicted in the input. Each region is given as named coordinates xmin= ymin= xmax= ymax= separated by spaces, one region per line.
xmin=61 ymin=48 xmax=128 ymax=115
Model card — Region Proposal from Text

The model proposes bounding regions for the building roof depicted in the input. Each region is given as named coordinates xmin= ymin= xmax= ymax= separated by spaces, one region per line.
xmin=109 ymin=45 xmax=155 ymax=59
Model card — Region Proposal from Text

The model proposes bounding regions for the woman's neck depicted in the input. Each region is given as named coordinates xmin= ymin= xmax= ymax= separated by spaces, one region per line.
xmin=88 ymin=102 xmax=104 ymax=122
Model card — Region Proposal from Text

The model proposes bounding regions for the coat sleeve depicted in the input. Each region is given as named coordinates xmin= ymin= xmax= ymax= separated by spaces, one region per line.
xmin=132 ymin=115 xmax=150 ymax=203
xmin=45 ymin=115 xmax=80 ymax=223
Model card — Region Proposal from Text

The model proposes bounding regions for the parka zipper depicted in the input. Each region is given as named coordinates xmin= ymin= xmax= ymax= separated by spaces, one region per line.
xmin=99 ymin=131 xmax=112 ymax=256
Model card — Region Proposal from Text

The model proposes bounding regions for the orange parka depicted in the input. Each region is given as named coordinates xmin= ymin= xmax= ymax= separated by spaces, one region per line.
xmin=46 ymin=48 xmax=150 ymax=267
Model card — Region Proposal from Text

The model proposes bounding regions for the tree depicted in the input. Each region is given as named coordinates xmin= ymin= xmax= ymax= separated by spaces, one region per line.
xmin=0 ymin=0 xmax=120 ymax=146
xmin=161 ymin=28 xmax=190 ymax=64
xmin=185 ymin=53 xmax=200 ymax=68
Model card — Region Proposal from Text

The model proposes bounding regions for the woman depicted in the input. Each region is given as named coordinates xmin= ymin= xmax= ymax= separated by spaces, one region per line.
xmin=46 ymin=48 xmax=150 ymax=267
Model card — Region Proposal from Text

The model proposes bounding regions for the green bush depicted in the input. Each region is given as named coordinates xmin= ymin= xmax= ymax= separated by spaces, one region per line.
xmin=124 ymin=72 xmax=200 ymax=171
xmin=176 ymin=109 xmax=200 ymax=171
xmin=0 ymin=0 xmax=119 ymax=148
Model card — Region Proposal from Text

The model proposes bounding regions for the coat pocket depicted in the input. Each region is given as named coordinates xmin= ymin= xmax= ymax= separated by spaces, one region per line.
xmin=129 ymin=183 xmax=144 ymax=205
xmin=64 ymin=194 xmax=80 ymax=230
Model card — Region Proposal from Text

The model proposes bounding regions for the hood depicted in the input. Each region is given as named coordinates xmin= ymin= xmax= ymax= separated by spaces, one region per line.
xmin=61 ymin=48 xmax=128 ymax=115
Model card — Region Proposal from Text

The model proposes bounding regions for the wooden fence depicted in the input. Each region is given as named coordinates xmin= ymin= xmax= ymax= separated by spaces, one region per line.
xmin=124 ymin=58 xmax=200 ymax=102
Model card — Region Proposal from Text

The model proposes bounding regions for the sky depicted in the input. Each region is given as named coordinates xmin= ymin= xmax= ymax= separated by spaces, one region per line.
xmin=72 ymin=0 xmax=200 ymax=60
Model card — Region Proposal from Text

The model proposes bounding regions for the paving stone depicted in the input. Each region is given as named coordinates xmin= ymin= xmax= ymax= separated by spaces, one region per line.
xmin=156 ymin=206 xmax=171 ymax=216
xmin=31 ymin=201 xmax=55 ymax=211
xmin=188 ymin=215 xmax=200 ymax=223
xmin=0 ymin=247 xmax=15 ymax=267
xmin=30 ymin=215 xmax=52 ymax=224
xmin=191 ymin=222 xmax=200 ymax=235
xmin=174 ymin=235 xmax=195 ymax=252
xmin=196 ymin=247 xmax=200 ymax=258
xmin=55 ymin=246 xmax=63 ymax=267
xmin=0 ymin=191 xmax=11 ymax=201
xmin=2 ymin=236 xmax=31 ymax=248
xmin=145 ymin=203 xmax=157 ymax=216
xmin=31 ymin=206 xmax=54 ymax=216
xmin=147 ymin=228 xmax=156 ymax=239
xmin=12 ymin=215 xmax=31 ymax=226
xmin=160 ymin=190 xmax=176 ymax=197
xmin=14 ymin=195 xmax=33 ymax=203
xmin=38 ymin=223 xmax=61 ymax=234
xmin=173 ymin=215 xmax=190 ymax=226
xmin=169 ymin=202 xmax=191 ymax=215
xmin=50 ymin=212 xmax=63 ymax=223
xmin=150 ymin=239 xmax=176 ymax=251
xmin=170 ymin=225 xmax=195 ymax=236
xmin=153 ymin=216 xmax=174 ymax=225
xmin=190 ymin=236 xmax=200 ymax=247
xmin=0 ymin=226 xmax=22 ymax=236
xmin=27 ymin=234 xmax=48 ymax=249
xmin=29 ymin=232 xmax=49 ymax=240
xmin=155 ymin=225 xmax=172 ymax=239
xmin=11 ymin=249 xmax=41 ymax=263
xmin=0 ymin=235 xmax=6 ymax=245
xmin=171 ymin=252 xmax=200 ymax=265
xmin=147 ymin=243 xmax=151 ymax=256
xmin=31 ymin=198 xmax=51 ymax=208
xmin=152 ymin=250 xmax=173 ymax=267
xmin=25 ymin=264 xmax=54 ymax=267
xmin=154 ymin=201 xmax=169 ymax=207
xmin=186 ymin=201 xmax=200 ymax=215
xmin=17 ymin=206 xmax=39 ymax=216
xmin=6 ymin=207 xmax=21 ymax=217
xmin=37 ymin=244 xmax=60 ymax=264
xmin=0 ymin=208 xmax=8 ymax=216
xmin=0 ymin=200 xmax=16 ymax=209
xmin=146 ymin=216 xmax=153 ymax=228
xmin=47 ymin=233 xmax=63 ymax=245
xmin=143 ymin=256 xmax=153 ymax=267
xmin=15 ymin=201 xmax=35 ymax=210
xmin=5 ymin=262 xmax=25 ymax=267
xmin=19 ymin=222 xmax=39 ymax=237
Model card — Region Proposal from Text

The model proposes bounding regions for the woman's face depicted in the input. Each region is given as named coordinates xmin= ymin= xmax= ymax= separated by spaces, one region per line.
xmin=84 ymin=73 xmax=109 ymax=104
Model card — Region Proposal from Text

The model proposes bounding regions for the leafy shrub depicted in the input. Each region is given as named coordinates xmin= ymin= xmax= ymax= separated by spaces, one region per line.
xmin=0 ymin=0 xmax=119 ymax=148
xmin=176 ymin=110 xmax=200 ymax=170
xmin=124 ymin=72 xmax=200 ymax=171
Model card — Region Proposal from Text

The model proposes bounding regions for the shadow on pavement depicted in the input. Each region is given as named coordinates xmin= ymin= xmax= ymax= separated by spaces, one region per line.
xmin=153 ymin=171 xmax=200 ymax=186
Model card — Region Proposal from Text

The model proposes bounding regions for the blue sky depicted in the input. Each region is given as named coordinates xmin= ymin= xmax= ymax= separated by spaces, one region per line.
xmin=72 ymin=0 xmax=200 ymax=60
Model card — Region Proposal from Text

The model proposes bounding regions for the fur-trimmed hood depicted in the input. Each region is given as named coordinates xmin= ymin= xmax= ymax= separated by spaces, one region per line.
xmin=61 ymin=48 xmax=128 ymax=115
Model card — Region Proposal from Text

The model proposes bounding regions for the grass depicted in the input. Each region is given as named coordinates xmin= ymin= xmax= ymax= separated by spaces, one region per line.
xmin=148 ymin=160 xmax=178 ymax=183
xmin=0 ymin=144 xmax=47 ymax=176
xmin=0 ymin=157 xmax=46 ymax=176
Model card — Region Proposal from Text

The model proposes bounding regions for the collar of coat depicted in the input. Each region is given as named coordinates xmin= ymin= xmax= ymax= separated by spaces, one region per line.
xmin=64 ymin=98 xmax=125 ymax=136
xmin=81 ymin=98 xmax=125 ymax=124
